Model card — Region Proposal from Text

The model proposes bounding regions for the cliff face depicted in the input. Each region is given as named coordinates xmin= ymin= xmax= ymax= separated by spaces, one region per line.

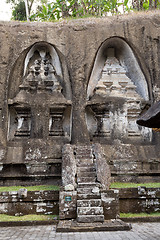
xmin=0 ymin=12 xmax=160 ymax=184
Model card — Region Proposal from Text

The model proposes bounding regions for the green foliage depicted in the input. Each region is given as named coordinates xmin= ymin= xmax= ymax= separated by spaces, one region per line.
xmin=110 ymin=182 xmax=160 ymax=188
xmin=30 ymin=0 xmax=128 ymax=22
xmin=120 ymin=212 xmax=160 ymax=218
xmin=11 ymin=1 xmax=27 ymax=21
xmin=0 ymin=214 xmax=58 ymax=222
xmin=143 ymin=0 xmax=150 ymax=10
xmin=6 ymin=0 xmax=36 ymax=20
xmin=0 ymin=185 xmax=60 ymax=192
xmin=7 ymin=0 xmax=160 ymax=22
xmin=30 ymin=3 xmax=60 ymax=21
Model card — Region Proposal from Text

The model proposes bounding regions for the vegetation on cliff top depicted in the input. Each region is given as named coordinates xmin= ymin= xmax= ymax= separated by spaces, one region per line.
xmin=6 ymin=0 xmax=160 ymax=22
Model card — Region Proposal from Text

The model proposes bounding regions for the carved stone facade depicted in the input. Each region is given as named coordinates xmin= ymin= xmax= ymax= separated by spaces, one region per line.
xmin=0 ymin=15 xmax=159 ymax=187
xmin=87 ymin=46 xmax=152 ymax=143
xmin=6 ymin=42 xmax=72 ymax=181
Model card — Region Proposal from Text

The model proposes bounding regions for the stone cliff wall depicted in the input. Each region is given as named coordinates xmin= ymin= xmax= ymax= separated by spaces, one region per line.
xmin=0 ymin=12 xmax=160 ymax=184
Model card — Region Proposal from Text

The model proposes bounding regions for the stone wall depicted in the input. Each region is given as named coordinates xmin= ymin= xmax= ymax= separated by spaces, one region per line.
xmin=119 ymin=187 xmax=160 ymax=213
xmin=0 ymin=188 xmax=159 ymax=216
xmin=0 ymin=12 xmax=160 ymax=184
xmin=0 ymin=190 xmax=59 ymax=216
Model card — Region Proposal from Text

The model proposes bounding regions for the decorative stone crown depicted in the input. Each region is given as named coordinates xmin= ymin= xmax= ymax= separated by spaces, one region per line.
xmin=20 ymin=52 xmax=62 ymax=93
xmin=95 ymin=48 xmax=141 ymax=100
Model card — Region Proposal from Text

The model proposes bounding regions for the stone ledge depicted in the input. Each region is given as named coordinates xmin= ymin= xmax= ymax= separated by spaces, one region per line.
xmin=0 ymin=220 xmax=58 ymax=227
xmin=56 ymin=219 xmax=132 ymax=232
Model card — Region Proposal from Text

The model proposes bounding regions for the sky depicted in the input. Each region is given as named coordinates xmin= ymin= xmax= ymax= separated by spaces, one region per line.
xmin=0 ymin=0 xmax=12 ymax=21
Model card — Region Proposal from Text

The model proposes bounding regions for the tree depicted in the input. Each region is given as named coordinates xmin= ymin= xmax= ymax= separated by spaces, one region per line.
xmin=6 ymin=0 xmax=36 ymax=20
xmin=6 ymin=0 xmax=35 ymax=15
xmin=131 ymin=0 xmax=160 ymax=11
xmin=12 ymin=1 xmax=27 ymax=20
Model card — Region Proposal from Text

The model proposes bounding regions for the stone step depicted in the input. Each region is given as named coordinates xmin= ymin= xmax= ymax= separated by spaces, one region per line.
xmin=77 ymin=193 xmax=101 ymax=200
xmin=75 ymin=147 xmax=92 ymax=151
xmin=77 ymin=187 xmax=99 ymax=194
xmin=76 ymin=154 xmax=93 ymax=158
xmin=76 ymin=145 xmax=92 ymax=148
xmin=76 ymin=152 xmax=92 ymax=156
xmin=77 ymin=215 xmax=104 ymax=223
xmin=77 ymin=172 xmax=96 ymax=178
xmin=77 ymin=199 xmax=102 ymax=207
xmin=76 ymin=150 xmax=92 ymax=154
xmin=77 ymin=160 xmax=94 ymax=165
xmin=77 ymin=176 xmax=96 ymax=183
xmin=77 ymin=163 xmax=95 ymax=168
xmin=77 ymin=207 xmax=103 ymax=215
xmin=78 ymin=183 xmax=100 ymax=188
xmin=77 ymin=166 xmax=96 ymax=172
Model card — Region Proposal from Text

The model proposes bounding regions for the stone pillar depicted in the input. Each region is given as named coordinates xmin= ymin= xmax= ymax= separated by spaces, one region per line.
xmin=101 ymin=189 xmax=119 ymax=220
xmin=59 ymin=191 xmax=77 ymax=220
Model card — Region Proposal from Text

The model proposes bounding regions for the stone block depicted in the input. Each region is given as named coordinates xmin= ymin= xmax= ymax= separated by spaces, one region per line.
xmin=77 ymin=188 xmax=93 ymax=194
xmin=6 ymin=147 xmax=23 ymax=164
xmin=77 ymin=199 xmax=102 ymax=207
xmin=101 ymin=190 xmax=119 ymax=220
xmin=77 ymin=206 xmax=103 ymax=215
xmin=77 ymin=193 xmax=101 ymax=200
xmin=77 ymin=177 xmax=96 ymax=183
xmin=59 ymin=191 xmax=77 ymax=220
xmin=77 ymin=172 xmax=96 ymax=178
xmin=77 ymin=215 xmax=104 ymax=223
xmin=77 ymin=182 xmax=100 ymax=188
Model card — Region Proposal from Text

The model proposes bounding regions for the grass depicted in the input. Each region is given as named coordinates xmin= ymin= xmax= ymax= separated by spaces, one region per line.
xmin=0 ymin=182 xmax=159 ymax=192
xmin=0 ymin=185 xmax=60 ymax=192
xmin=110 ymin=182 xmax=160 ymax=188
xmin=0 ymin=214 xmax=58 ymax=222
xmin=120 ymin=212 xmax=160 ymax=218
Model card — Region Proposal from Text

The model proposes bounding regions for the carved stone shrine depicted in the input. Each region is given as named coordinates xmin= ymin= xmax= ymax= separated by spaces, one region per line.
xmin=0 ymin=14 xmax=160 ymax=226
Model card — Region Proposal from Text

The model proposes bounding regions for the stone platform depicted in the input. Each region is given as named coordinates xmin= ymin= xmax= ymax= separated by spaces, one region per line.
xmin=56 ymin=219 xmax=132 ymax=232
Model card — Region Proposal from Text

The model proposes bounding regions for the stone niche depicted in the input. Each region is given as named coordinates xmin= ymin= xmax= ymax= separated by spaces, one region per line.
xmin=86 ymin=37 xmax=152 ymax=144
xmin=4 ymin=42 xmax=72 ymax=183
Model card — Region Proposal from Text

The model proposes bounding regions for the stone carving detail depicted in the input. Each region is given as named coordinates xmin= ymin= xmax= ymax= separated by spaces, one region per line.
xmin=95 ymin=48 xmax=140 ymax=99
xmin=8 ymin=107 xmax=31 ymax=139
xmin=15 ymin=108 xmax=31 ymax=137
xmin=87 ymin=48 xmax=152 ymax=142
xmin=49 ymin=108 xmax=65 ymax=136
xmin=91 ymin=107 xmax=110 ymax=137
xmin=20 ymin=50 xmax=62 ymax=93
xmin=8 ymin=43 xmax=71 ymax=141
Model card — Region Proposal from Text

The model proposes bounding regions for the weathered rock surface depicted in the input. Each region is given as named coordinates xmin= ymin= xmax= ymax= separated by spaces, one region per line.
xmin=0 ymin=12 xmax=160 ymax=184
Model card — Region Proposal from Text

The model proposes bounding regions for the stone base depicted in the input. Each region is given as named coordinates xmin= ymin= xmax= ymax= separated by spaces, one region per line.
xmin=56 ymin=219 xmax=132 ymax=232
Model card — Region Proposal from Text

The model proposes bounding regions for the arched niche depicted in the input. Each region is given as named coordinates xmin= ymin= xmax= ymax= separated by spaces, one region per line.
xmin=8 ymin=41 xmax=72 ymax=100
xmin=7 ymin=41 xmax=72 ymax=141
xmin=86 ymin=37 xmax=152 ymax=143
xmin=87 ymin=37 xmax=150 ymax=101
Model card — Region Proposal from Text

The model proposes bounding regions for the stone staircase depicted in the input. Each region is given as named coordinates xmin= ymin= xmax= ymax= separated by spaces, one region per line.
xmin=75 ymin=145 xmax=104 ymax=223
